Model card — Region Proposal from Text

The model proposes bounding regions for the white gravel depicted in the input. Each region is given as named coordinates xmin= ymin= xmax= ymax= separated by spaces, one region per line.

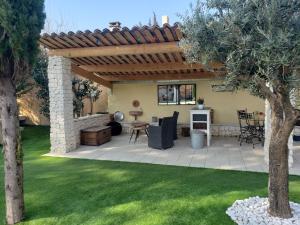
xmin=226 ymin=197 xmax=300 ymax=225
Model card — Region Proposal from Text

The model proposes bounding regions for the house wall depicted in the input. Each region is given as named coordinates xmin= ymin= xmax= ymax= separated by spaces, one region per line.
xmin=18 ymin=87 xmax=50 ymax=125
xmin=81 ymin=86 xmax=109 ymax=115
xmin=74 ymin=74 xmax=109 ymax=116
xmin=108 ymin=79 xmax=264 ymax=125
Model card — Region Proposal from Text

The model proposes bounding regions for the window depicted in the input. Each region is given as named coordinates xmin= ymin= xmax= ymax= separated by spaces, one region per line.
xmin=158 ymin=84 xmax=196 ymax=105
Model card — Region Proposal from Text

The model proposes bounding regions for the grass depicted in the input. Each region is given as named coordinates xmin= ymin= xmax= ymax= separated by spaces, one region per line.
xmin=0 ymin=126 xmax=300 ymax=225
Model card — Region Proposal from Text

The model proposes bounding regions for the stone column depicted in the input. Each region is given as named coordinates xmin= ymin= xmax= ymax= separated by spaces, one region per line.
xmin=48 ymin=56 xmax=76 ymax=153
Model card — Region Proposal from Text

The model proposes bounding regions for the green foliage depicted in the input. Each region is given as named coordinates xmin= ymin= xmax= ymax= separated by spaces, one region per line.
xmin=32 ymin=50 xmax=49 ymax=118
xmin=72 ymin=78 xmax=86 ymax=117
xmin=149 ymin=12 xmax=159 ymax=26
xmin=137 ymin=12 xmax=159 ymax=27
xmin=180 ymin=0 xmax=300 ymax=97
xmin=0 ymin=0 xmax=45 ymax=79
xmin=86 ymin=81 xmax=101 ymax=114
xmin=72 ymin=78 xmax=101 ymax=117
xmin=16 ymin=77 xmax=34 ymax=97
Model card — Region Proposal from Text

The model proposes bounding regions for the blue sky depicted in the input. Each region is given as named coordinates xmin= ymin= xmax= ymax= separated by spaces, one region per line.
xmin=44 ymin=0 xmax=192 ymax=32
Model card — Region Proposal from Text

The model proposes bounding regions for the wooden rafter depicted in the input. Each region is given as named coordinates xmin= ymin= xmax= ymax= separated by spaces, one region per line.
xmin=97 ymin=72 xmax=224 ymax=81
xmin=48 ymin=42 xmax=181 ymax=58
xmin=41 ymin=24 xmax=224 ymax=82
xmin=80 ymin=62 xmax=223 ymax=73
xmin=71 ymin=64 xmax=112 ymax=89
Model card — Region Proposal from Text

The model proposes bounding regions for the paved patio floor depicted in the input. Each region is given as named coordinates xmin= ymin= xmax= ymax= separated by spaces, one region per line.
xmin=45 ymin=134 xmax=300 ymax=175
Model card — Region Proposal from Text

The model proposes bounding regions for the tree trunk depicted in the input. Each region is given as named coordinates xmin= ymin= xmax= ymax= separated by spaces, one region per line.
xmin=268 ymin=98 xmax=296 ymax=218
xmin=0 ymin=77 xmax=25 ymax=224
xmin=90 ymin=98 xmax=93 ymax=115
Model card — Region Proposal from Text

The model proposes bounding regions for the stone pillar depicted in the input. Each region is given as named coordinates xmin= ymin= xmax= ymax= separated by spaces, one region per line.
xmin=48 ymin=56 xmax=76 ymax=153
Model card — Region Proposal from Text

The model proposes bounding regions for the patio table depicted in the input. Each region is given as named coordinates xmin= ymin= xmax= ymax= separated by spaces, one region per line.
xmin=129 ymin=122 xmax=149 ymax=143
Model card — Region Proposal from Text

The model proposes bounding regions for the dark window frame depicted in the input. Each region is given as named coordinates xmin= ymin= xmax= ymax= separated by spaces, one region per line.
xmin=157 ymin=83 xmax=196 ymax=105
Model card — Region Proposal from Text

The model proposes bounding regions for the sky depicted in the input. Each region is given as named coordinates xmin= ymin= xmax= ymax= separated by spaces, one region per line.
xmin=44 ymin=0 xmax=192 ymax=33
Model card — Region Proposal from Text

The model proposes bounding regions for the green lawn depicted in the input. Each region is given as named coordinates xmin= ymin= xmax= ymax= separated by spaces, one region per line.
xmin=0 ymin=126 xmax=300 ymax=225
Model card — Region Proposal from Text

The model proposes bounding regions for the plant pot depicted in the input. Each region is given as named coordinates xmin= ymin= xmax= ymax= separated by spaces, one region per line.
xmin=197 ymin=104 xmax=204 ymax=109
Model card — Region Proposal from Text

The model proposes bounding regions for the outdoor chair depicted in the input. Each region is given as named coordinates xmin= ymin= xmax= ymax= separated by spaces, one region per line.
xmin=158 ymin=111 xmax=179 ymax=140
xmin=237 ymin=110 xmax=263 ymax=148
xmin=147 ymin=117 xmax=174 ymax=150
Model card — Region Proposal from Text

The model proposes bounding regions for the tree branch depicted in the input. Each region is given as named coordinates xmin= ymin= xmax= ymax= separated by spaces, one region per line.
xmin=0 ymin=30 xmax=6 ymax=42
xmin=236 ymin=75 xmax=274 ymax=101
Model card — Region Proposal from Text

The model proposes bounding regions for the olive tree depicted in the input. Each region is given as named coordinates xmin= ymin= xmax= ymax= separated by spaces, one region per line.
xmin=0 ymin=0 xmax=45 ymax=224
xmin=72 ymin=78 xmax=101 ymax=117
xmin=180 ymin=0 xmax=300 ymax=218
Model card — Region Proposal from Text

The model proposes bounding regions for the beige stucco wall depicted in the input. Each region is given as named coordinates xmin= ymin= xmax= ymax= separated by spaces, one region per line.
xmin=18 ymin=87 xmax=50 ymax=125
xmin=74 ymin=74 xmax=109 ymax=116
xmin=82 ymin=86 xmax=109 ymax=115
xmin=108 ymin=79 xmax=264 ymax=125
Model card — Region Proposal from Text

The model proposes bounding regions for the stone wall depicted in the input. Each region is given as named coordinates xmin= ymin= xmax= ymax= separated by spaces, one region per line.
xmin=74 ymin=114 xmax=110 ymax=147
xmin=120 ymin=122 xmax=240 ymax=137
xmin=211 ymin=124 xmax=240 ymax=136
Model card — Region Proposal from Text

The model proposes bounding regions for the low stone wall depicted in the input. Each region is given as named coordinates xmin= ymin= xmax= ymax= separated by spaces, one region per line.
xmin=74 ymin=114 xmax=110 ymax=147
xmin=120 ymin=122 xmax=240 ymax=137
xmin=211 ymin=124 xmax=240 ymax=136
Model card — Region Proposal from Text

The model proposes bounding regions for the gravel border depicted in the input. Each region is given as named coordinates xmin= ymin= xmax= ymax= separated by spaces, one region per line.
xmin=226 ymin=197 xmax=300 ymax=225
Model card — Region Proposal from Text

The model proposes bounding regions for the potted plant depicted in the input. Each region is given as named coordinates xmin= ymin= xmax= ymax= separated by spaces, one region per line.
xmin=197 ymin=98 xmax=204 ymax=109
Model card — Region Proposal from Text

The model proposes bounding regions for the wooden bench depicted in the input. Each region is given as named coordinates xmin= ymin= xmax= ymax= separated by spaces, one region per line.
xmin=81 ymin=126 xmax=111 ymax=146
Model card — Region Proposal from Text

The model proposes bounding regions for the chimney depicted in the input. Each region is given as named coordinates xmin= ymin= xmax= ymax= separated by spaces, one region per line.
xmin=109 ymin=21 xmax=121 ymax=31
xmin=162 ymin=16 xmax=169 ymax=25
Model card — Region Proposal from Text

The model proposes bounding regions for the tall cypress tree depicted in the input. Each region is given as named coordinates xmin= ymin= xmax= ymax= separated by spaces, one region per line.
xmin=0 ymin=1 xmax=45 ymax=224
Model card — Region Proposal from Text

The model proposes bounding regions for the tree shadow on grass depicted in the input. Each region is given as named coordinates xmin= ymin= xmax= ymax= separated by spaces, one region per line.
xmin=2 ymin=126 xmax=300 ymax=225
xmin=21 ymin=157 xmax=272 ymax=225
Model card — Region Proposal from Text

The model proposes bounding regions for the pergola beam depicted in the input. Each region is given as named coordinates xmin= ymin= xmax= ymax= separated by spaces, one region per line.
xmin=48 ymin=42 xmax=181 ymax=58
xmin=97 ymin=72 xmax=224 ymax=81
xmin=71 ymin=64 xmax=112 ymax=89
xmin=81 ymin=62 xmax=223 ymax=73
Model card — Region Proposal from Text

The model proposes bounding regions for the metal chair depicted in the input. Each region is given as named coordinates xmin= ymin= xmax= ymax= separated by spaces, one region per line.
xmin=237 ymin=110 xmax=255 ymax=146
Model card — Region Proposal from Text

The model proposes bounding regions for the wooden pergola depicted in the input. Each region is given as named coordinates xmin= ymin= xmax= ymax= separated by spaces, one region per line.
xmin=40 ymin=23 xmax=224 ymax=89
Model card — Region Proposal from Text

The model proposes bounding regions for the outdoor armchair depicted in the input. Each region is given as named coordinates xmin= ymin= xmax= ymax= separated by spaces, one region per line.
xmin=147 ymin=117 xmax=174 ymax=150
xmin=158 ymin=111 xmax=179 ymax=140
xmin=172 ymin=111 xmax=179 ymax=140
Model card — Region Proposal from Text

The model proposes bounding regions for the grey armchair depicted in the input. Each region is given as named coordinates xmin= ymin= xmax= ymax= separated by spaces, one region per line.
xmin=147 ymin=117 xmax=174 ymax=150
xmin=158 ymin=111 xmax=179 ymax=140
xmin=172 ymin=111 xmax=179 ymax=140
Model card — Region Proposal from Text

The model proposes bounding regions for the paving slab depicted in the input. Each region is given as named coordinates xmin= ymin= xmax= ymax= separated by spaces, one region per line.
xmin=44 ymin=134 xmax=300 ymax=175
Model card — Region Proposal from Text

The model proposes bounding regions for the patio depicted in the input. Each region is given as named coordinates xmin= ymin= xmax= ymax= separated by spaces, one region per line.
xmin=40 ymin=22 xmax=298 ymax=178
xmin=46 ymin=134 xmax=300 ymax=176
